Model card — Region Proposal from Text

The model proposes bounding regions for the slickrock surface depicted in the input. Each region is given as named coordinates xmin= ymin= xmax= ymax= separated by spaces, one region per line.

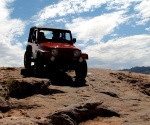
xmin=0 ymin=67 xmax=150 ymax=125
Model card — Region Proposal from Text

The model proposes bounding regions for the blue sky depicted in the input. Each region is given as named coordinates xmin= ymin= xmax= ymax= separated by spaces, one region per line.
xmin=0 ymin=0 xmax=150 ymax=69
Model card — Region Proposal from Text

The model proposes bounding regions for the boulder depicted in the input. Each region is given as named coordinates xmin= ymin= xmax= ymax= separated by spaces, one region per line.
xmin=6 ymin=78 xmax=51 ymax=98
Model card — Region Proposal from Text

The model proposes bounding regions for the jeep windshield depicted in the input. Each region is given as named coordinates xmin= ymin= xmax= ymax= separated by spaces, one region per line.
xmin=38 ymin=29 xmax=73 ymax=44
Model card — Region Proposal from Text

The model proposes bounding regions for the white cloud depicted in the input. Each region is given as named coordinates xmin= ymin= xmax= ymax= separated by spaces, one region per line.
xmin=0 ymin=41 xmax=25 ymax=66
xmin=0 ymin=0 xmax=14 ymax=20
xmin=106 ymin=0 xmax=142 ymax=10
xmin=0 ymin=0 xmax=25 ymax=67
xmin=33 ymin=0 xmax=145 ymax=25
xmin=83 ymin=35 xmax=150 ymax=69
xmin=33 ymin=0 xmax=107 ymax=25
xmin=135 ymin=0 xmax=150 ymax=25
xmin=145 ymin=27 xmax=150 ymax=32
xmin=66 ymin=11 xmax=127 ymax=43
xmin=32 ymin=0 xmax=150 ymax=28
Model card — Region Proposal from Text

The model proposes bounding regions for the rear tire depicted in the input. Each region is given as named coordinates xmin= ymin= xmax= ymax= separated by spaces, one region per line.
xmin=24 ymin=51 xmax=31 ymax=69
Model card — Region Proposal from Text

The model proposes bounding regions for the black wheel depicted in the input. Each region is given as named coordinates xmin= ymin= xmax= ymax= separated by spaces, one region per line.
xmin=24 ymin=51 xmax=31 ymax=69
xmin=75 ymin=60 xmax=87 ymax=81
xmin=34 ymin=53 xmax=43 ymax=77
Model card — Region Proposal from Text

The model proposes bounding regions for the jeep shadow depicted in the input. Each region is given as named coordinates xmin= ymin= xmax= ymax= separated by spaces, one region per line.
xmin=21 ymin=67 xmax=87 ymax=87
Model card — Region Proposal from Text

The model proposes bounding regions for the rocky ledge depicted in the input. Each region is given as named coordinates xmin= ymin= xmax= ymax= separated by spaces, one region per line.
xmin=0 ymin=67 xmax=150 ymax=125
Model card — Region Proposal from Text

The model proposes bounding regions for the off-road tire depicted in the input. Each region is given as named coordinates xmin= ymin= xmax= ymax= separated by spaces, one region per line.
xmin=24 ymin=51 xmax=31 ymax=69
xmin=75 ymin=60 xmax=87 ymax=82
xmin=34 ymin=53 xmax=43 ymax=77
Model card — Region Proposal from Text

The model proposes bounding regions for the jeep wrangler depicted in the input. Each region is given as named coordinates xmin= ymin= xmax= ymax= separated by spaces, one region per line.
xmin=24 ymin=26 xmax=88 ymax=81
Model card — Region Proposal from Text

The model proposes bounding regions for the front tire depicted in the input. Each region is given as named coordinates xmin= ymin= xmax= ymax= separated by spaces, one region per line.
xmin=24 ymin=51 xmax=31 ymax=69
xmin=75 ymin=60 xmax=87 ymax=82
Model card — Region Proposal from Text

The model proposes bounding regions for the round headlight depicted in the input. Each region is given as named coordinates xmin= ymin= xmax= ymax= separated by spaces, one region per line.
xmin=51 ymin=49 xmax=58 ymax=56
xmin=74 ymin=50 xmax=81 ymax=57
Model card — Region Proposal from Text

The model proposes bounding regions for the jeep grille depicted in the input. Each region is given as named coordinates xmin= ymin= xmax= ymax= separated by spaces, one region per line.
xmin=58 ymin=49 xmax=74 ymax=59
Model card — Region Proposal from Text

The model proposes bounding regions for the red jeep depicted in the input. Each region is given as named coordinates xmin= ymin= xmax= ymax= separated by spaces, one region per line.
xmin=24 ymin=26 xmax=88 ymax=81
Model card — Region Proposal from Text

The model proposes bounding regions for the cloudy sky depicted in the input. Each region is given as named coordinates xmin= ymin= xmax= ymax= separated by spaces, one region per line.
xmin=0 ymin=0 xmax=150 ymax=69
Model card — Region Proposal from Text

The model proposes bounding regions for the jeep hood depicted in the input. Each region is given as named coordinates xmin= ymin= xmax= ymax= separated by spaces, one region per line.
xmin=40 ymin=42 xmax=79 ymax=50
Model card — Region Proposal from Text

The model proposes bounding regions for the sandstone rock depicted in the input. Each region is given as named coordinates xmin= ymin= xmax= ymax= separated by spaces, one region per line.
xmin=0 ymin=67 xmax=150 ymax=125
xmin=49 ymin=102 xmax=120 ymax=125
xmin=6 ymin=78 xmax=51 ymax=98
xmin=0 ymin=97 xmax=11 ymax=112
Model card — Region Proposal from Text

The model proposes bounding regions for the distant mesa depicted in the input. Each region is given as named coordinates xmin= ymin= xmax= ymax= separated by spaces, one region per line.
xmin=121 ymin=66 xmax=150 ymax=74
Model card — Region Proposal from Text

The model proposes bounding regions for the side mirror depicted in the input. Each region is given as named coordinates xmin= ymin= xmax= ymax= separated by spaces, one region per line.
xmin=73 ymin=38 xmax=76 ymax=43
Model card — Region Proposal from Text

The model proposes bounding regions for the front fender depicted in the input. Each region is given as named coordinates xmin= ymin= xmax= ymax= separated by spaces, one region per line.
xmin=81 ymin=53 xmax=88 ymax=60
xmin=26 ymin=45 xmax=32 ymax=53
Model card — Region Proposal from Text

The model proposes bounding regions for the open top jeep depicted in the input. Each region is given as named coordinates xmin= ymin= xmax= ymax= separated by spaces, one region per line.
xmin=24 ymin=26 xmax=88 ymax=81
